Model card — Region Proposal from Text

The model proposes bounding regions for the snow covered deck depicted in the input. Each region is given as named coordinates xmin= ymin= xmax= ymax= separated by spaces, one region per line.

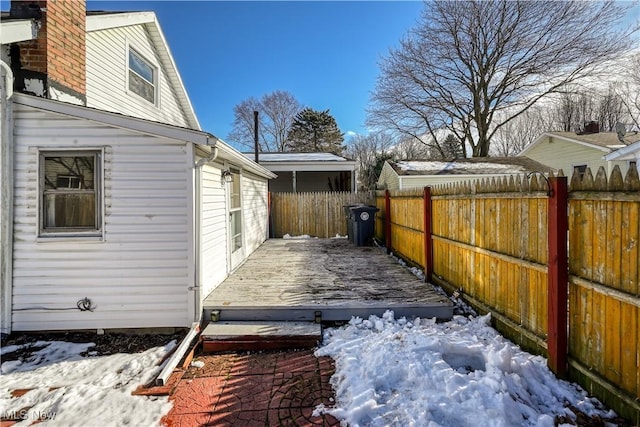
xmin=202 ymin=238 xmax=453 ymax=322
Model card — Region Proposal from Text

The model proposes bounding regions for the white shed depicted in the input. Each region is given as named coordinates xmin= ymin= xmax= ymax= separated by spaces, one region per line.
xmin=5 ymin=93 xmax=275 ymax=332
xmin=377 ymin=157 xmax=555 ymax=190
xmin=246 ymin=152 xmax=357 ymax=192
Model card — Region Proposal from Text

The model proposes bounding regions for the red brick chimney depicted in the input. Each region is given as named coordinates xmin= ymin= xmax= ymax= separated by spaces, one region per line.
xmin=10 ymin=0 xmax=86 ymax=104
xmin=583 ymin=121 xmax=600 ymax=134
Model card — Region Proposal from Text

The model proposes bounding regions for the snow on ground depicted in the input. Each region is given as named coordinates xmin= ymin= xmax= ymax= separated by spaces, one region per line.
xmin=283 ymin=233 xmax=315 ymax=239
xmin=315 ymin=311 xmax=616 ymax=427
xmin=0 ymin=340 xmax=176 ymax=426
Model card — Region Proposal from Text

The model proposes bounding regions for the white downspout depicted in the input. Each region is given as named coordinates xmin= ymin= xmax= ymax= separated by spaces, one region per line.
xmin=1 ymin=60 xmax=14 ymax=336
xmin=193 ymin=145 xmax=218 ymax=322
xmin=155 ymin=143 xmax=218 ymax=387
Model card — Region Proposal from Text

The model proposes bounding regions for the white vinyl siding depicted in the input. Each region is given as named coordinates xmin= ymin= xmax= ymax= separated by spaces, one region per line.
xmin=12 ymin=103 xmax=192 ymax=330
xmin=86 ymin=24 xmax=190 ymax=127
xmin=377 ymin=162 xmax=401 ymax=190
xmin=523 ymin=136 xmax=628 ymax=178
xmin=242 ymin=172 xmax=269 ymax=255
xmin=198 ymin=163 xmax=229 ymax=300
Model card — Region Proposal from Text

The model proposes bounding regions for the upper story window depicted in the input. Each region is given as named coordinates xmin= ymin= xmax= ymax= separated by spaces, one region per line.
xmin=573 ymin=164 xmax=587 ymax=180
xmin=40 ymin=150 xmax=102 ymax=237
xmin=128 ymin=48 xmax=157 ymax=104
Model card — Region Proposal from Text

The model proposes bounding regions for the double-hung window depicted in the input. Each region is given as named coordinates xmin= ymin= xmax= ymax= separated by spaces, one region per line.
xmin=40 ymin=150 xmax=102 ymax=237
xmin=128 ymin=48 xmax=157 ymax=104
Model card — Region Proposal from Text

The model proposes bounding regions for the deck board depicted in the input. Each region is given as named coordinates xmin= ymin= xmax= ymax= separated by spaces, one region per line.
xmin=203 ymin=238 xmax=453 ymax=321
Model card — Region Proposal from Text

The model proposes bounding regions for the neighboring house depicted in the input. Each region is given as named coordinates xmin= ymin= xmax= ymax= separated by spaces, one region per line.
xmin=377 ymin=157 xmax=554 ymax=191
xmin=0 ymin=1 xmax=275 ymax=334
xmin=518 ymin=130 xmax=639 ymax=179
xmin=245 ymin=152 xmax=357 ymax=192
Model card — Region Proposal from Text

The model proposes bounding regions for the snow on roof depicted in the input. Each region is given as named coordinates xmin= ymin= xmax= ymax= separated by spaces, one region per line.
xmin=392 ymin=157 xmax=554 ymax=176
xmin=244 ymin=152 xmax=353 ymax=162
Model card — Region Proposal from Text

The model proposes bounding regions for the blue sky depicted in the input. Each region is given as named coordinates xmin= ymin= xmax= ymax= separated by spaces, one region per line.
xmin=88 ymin=1 xmax=425 ymax=146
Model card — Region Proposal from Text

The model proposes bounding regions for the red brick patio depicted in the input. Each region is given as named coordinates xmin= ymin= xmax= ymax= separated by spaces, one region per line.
xmin=162 ymin=349 xmax=340 ymax=426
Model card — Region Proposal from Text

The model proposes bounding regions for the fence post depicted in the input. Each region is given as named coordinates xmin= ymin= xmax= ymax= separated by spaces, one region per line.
xmin=423 ymin=187 xmax=433 ymax=283
xmin=268 ymin=191 xmax=273 ymax=238
xmin=385 ymin=190 xmax=392 ymax=254
xmin=547 ymin=176 xmax=569 ymax=378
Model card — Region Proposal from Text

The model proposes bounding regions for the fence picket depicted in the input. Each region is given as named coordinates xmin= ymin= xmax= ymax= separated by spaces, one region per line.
xmin=270 ymin=191 xmax=375 ymax=238
xmin=271 ymin=171 xmax=638 ymax=419
xmin=358 ymin=170 xmax=639 ymax=420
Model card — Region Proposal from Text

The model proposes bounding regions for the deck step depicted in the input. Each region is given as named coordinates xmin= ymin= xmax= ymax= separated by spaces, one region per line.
xmin=201 ymin=321 xmax=322 ymax=353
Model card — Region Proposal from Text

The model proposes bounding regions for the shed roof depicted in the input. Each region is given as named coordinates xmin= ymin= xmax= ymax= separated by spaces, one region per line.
xmin=390 ymin=157 xmax=554 ymax=176
xmin=245 ymin=152 xmax=354 ymax=162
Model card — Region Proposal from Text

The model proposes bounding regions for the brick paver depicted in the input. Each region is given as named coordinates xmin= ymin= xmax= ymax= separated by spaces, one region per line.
xmin=163 ymin=349 xmax=339 ymax=427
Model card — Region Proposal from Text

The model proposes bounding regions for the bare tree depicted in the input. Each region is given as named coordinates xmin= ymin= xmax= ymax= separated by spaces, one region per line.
xmin=368 ymin=0 xmax=637 ymax=157
xmin=227 ymin=90 xmax=302 ymax=152
xmin=539 ymin=82 xmax=632 ymax=133
xmin=346 ymin=132 xmax=395 ymax=190
xmin=491 ymin=106 xmax=547 ymax=156
xmin=392 ymin=135 xmax=433 ymax=160
xmin=613 ymin=52 xmax=640 ymax=129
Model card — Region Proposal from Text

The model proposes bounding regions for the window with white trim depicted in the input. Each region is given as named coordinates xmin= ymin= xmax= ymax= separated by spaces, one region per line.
xmin=40 ymin=151 xmax=102 ymax=236
xmin=128 ymin=48 xmax=157 ymax=104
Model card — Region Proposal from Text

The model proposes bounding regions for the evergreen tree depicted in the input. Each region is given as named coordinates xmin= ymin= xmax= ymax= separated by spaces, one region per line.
xmin=441 ymin=133 xmax=464 ymax=160
xmin=285 ymin=108 xmax=345 ymax=154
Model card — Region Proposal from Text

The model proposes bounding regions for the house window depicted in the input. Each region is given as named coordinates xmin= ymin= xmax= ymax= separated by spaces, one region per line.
xmin=40 ymin=151 xmax=102 ymax=236
xmin=128 ymin=48 xmax=156 ymax=104
xmin=573 ymin=164 xmax=587 ymax=180
xmin=229 ymin=169 xmax=242 ymax=252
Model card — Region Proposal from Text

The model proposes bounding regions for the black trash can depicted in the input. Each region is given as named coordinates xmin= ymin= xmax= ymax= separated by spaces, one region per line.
xmin=350 ymin=205 xmax=379 ymax=246
xmin=343 ymin=204 xmax=364 ymax=243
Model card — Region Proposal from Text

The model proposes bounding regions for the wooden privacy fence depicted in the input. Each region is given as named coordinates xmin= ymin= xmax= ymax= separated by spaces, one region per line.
xmin=375 ymin=166 xmax=640 ymax=423
xmin=270 ymin=191 xmax=375 ymax=238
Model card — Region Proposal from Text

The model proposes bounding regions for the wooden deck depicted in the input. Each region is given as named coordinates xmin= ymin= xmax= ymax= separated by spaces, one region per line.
xmin=202 ymin=238 xmax=453 ymax=322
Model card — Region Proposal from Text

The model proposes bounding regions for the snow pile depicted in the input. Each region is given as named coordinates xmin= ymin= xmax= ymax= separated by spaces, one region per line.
xmin=283 ymin=233 xmax=314 ymax=239
xmin=315 ymin=312 xmax=614 ymax=427
xmin=0 ymin=340 xmax=176 ymax=426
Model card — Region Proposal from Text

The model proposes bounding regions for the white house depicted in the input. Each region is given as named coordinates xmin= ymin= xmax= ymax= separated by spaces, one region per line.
xmin=518 ymin=130 xmax=638 ymax=179
xmin=377 ymin=157 xmax=554 ymax=191
xmin=246 ymin=152 xmax=357 ymax=192
xmin=0 ymin=1 xmax=275 ymax=334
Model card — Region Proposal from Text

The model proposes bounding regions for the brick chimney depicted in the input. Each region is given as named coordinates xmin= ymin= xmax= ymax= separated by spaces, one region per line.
xmin=583 ymin=121 xmax=600 ymax=134
xmin=10 ymin=0 xmax=86 ymax=105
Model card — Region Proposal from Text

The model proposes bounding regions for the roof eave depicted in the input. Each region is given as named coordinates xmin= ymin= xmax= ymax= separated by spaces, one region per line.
xmin=604 ymin=140 xmax=640 ymax=161
xmin=216 ymin=143 xmax=277 ymax=179
xmin=0 ymin=19 xmax=38 ymax=44
xmin=13 ymin=92 xmax=211 ymax=143
xmin=12 ymin=92 xmax=274 ymax=179
xmin=86 ymin=11 xmax=155 ymax=31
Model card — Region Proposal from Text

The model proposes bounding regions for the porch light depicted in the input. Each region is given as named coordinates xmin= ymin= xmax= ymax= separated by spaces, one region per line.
xmin=221 ymin=170 xmax=233 ymax=184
